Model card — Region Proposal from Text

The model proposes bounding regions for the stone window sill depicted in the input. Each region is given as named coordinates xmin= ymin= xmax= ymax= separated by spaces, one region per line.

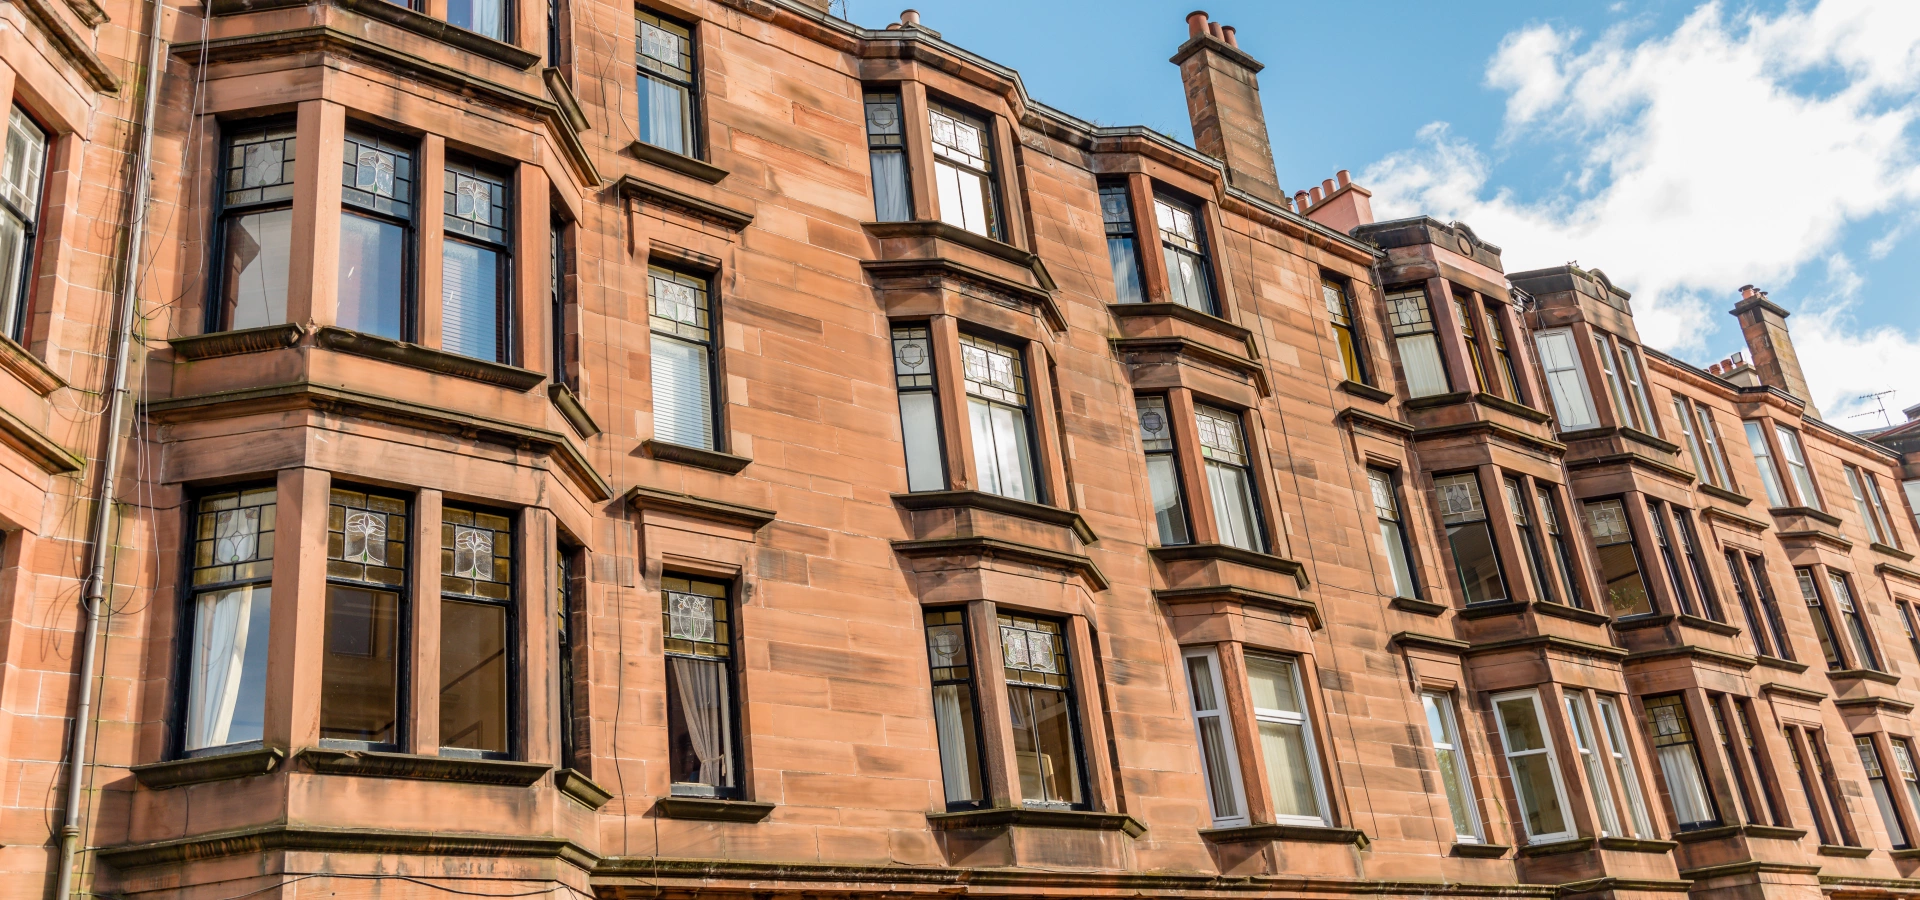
xmin=929 ymin=807 xmax=1144 ymax=838
xmin=1676 ymin=614 xmax=1741 ymax=637
xmin=1599 ymin=836 xmax=1679 ymax=853
xmin=1829 ymin=668 xmax=1901 ymax=686
xmin=1699 ymin=484 xmax=1752 ymax=506
xmin=1474 ymin=391 xmax=1553 ymax=424
xmin=333 ymin=0 xmax=540 ymax=68
xmin=1155 ymin=584 xmax=1320 ymax=630
xmin=893 ymin=535 xmax=1109 ymax=591
xmin=1873 ymin=542 xmax=1916 ymax=562
xmin=653 ymin=796 xmax=773 ymax=822
xmin=169 ymin=323 xmax=304 ymax=361
xmin=1147 ymin=543 xmax=1309 ymax=589
xmin=1536 ymin=601 xmax=1611 ymax=626
xmin=893 ymin=489 xmax=1097 ymax=544
xmin=627 ymin=140 xmax=729 ymax=184
xmin=1890 ymin=848 xmax=1920 ymax=861
xmin=314 ymin=326 xmax=546 ymax=391
xmin=643 ymin=439 xmax=752 ymax=474
xmin=1450 ymin=842 xmax=1510 ymax=858
xmin=1390 ymin=597 xmax=1446 ymax=616
xmin=0 ymin=333 xmax=64 ymax=396
xmin=1338 ymin=380 xmax=1393 ymax=404
xmin=626 ymin=485 xmax=775 ymax=530
xmin=1771 ymin=505 xmax=1844 ymax=527
xmin=1673 ymin=823 xmax=1808 ymax=843
xmin=298 ymin=747 xmax=549 ymax=785
xmin=1392 ymin=631 xmax=1470 ymax=654
xmin=554 ymin=768 xmax=612 ymax=809
xmin=1819 ymin=844 xmax=1874 ymax=858
xmin=615 ymin=175 xmax=754 ymax=231
xmin=1620 ymin=426 xmax=1681 ymax=454
xmin=1404 ymin=390 xmax=1472 ymax=411
xmin=549 ymin=382 xmax=599 ymax=439
xmin=131 ymin=746 xmax=285 ymax=789
xmin=1519 ymin=836 xmax=1594 ymax=857
xmin=1834 ymin=696 xmax=1917 ymax=714
xmin=1612 ymin=612 xmax=1676 ymax=632
xmin=1199 ymin=822 xmax=1367 ymax=848
xmin=1107 ymin=300 xmax=1253 ymax=343
xmin=1757 ymin=655 xmax=1810 ymax=674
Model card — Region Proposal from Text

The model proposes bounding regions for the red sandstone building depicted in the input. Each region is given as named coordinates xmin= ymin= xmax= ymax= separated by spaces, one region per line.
xmin=5 ymin=2 xmax=1920 ymax=899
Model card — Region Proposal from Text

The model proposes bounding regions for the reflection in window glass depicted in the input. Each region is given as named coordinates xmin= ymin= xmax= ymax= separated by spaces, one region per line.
xmin=1584 ymin=499 xmax=1652 ymax=617
xmin=1323 ymin=277 xmax=1364 ymax=383
xmin=1858 ymin=737 xmax=1910 ymax=849
xmin=1422 ymin=691 xmax=1481 ymax=842
xmin=1492 ymin=691 xmax=1573 ymax=842
xmin=185 ymin=487 xmax=277 ymax=752
xmin=1436 ymin=472 xmax=1506 ymax=605
xmin=1644 ymin=695 xmax=1719 ymax=830
xmin=930 ymin=104 xmax=998 ymax=238
xmin=439 ymin=507 xmax=512 ymax=756
xmin=1154 ymin=194 xmax=1214 ymax=314
xmin=448 ymin=0 xmax=506 ymax=40
xmin=636 ymin=11 xmax=695 ymax=155
xmin=1775 ymin=425 xmax=1821 ymax=510
xmin=0 ymin=105 xmax=48 ymax=342
xmin=1370 ymin=469 xmax=1417 ymax=599
xmin=338 ymin=129 xmax=413 ymax=341
xmin=1000 ymin=614 xmax=1083 ymax=807
xmin=1138 ymin=396 xmax=1189 ymax=546
xmin=1101 ymin=184 xmax=1144 ymax=304
xmin=1745 ymin=422 xmax=1789 ymax=507
xmin=1534 ymin=329 xmax=1597 ymax=429
xmin=321 ymin=487 xmax=408 ymax=748
xmin=892 ymin=325 xmax=945 ymax=491
xmin=441 ymin=161 xmax=510 ymax=362
xmin=216 ymin=124 xmax=295 ymax=332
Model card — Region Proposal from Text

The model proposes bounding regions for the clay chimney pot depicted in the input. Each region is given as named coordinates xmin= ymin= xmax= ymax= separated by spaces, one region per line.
xmin=1294 ymin=190 xmax=1310 ymax=209
xmin=1322 ymin=178 xmax=1337 ymax=194
xmin=900 ymin=8 xmax=920 ymax=26
xmin=1310 ymin=186 xmax=1323 ymax=203
xmin=1221 ymin=24 xmax=1238 ymax=46
xmin=1739 ymin=284 xmax=1756 ymax=299
xmin=1186 ymin=10 xmax=1208 ymax=38
xmin=1336 ymin=169 xmax=1351 ymax=187
xmin=1207 ymin=21 xmax=1223 ymax=39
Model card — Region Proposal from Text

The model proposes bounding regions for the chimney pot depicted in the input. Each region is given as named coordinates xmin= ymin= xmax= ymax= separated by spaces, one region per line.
xmin=1207 ymin=21 xmax=1223 ymax=39
xmin=1336 ymin=169 xmax=1351 ymax=187
xmin=1731 ymin=350 xmax=1745 ymax=365
xmin=1322 ymin=178 xmax=1337 ymax=195
xmin=1294 ymin=190 xmax=1310 ymax=209
xmin=1186 ymin=10 xmax=1208 ymax=38
xmin=1739 ymin=284 xmax=1756 ymax=299
xmin=900 ymin=8 xmax=920 ymax=26
xmin=1310 ymin=186 xmax=1323 ymax=203
xmin=1221 ymin=24 xmax=1238 ymax=46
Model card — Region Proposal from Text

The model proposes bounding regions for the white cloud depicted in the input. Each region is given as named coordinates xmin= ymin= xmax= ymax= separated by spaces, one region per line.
xmin=1361 ymin=0 xmax=1920 ymax=421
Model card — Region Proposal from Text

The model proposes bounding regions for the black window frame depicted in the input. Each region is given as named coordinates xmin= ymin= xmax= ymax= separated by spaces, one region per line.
xmin=436 ymin=503 xmax=520 ymax=760
xmin=339 ymin=124 xmax=419 ymax=343
xmin=556 ymin=540 xmax=588 ymax=770
xmin=648 ymin=262 xmax=724 ymax=452
xmin=1099 ymin=179 xmax=1145 ymax=305
xmin=550 ymin=215 xmax=572 ymax=386
xmin=997 ymin=610 xmax=1090 ymax=810
xmin=320 ymin=484 xmax=414 ymax=753
xmin=207 ymin=117 xmax=297 ymax=335
xmin=441 ymin=156 xmax=515 ymax=365
xmin=1321 ymin=272 xmax=1367 ymax=385
xmin=864 ymin=88 xmax=911 ymax=223
xmin=635 ymin=8 xmax=699 ymax=159
xmin=1151 ymin=188 xmax=1216 ymax=316
xmin=0 ymin=103 xmax=49 ymax=344
xmin=922 ymin=606 xmax=991 ymax=812
xmin=661 ymin=572 xmax=744 ymax=799
xmin=171 ymin=482 xmax=281 ymax=760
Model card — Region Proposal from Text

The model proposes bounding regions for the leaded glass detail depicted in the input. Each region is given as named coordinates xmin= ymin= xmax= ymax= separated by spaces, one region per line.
xmin=649 ymin=266 xmax=710 ymax=342
xmin=1194 ymin=406 xmax=1248 ymax=465
xmin=925 ymin=609 xmax=970 ymax=681
xmin=1436 ymin=473 xmax=1487 ymax=525
xmin=1586 ymin=499 xmax=1633 ymax=545
xmin=327 ymin=488 xmax=408 ymax=585
xmin=999 ymin=614 xmax=1067 ymax=688
xmin=441 ymin=507 xmax=511 ymax=600
xmin=224 ymin=126 xmax=296 ymax=207
xmin=342 ymin=130 xmax=413 ymax=218
xmin=929 ymin=105 xmax=990 ymax=171
xmin=662 ymin=575 xmax=729 ymax=658
xmin=864 ymin=92 xmax=902 ymax=147
xmin=194 ymin=488 xmax=277 ymax=586
xmin=1154 ymin=196 xmax=1202 ymax=253
xmin=443 ymin=163 xmax=507 ymax=244
xmin=1137 ymin=395 xmax=1173 ymax=452
xmin=892 ymin=325 xmax=934 ymax=387
xmin=959 ymin=334 xmax=1026 ymax=406
xmin=636 ymin=11 xmax=692 ymax=79
xmin=1387 ymin=288 xmax=1435 ymax=335
xmin=1100 ymin=184 xmax=1134 ymax=235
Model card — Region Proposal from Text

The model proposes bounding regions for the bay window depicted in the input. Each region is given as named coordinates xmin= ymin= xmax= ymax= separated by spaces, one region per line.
xmin=448 ymin=0 xmax=507 ymax=40
xmin=339 ymin=128 xmax=413 ymax=341
xmin=1775 ymin=425 xmax=1822 ymax=509
xmin=1184 ymin=647 xmax=1248 ymax=827
xmin=1101 ymin=183 xmax=1145 ymax=304
xmin=1369 ymin=469 xmax=1417 ymax=599
xmin=1566 ymin=691 xmax=1624 ymax=836
xmin=1000 ymin=613 xmax=1084 ymax=808
xmin=183 ymin=487 xmax=277 ymax=754
xmin=1422 ymin=691 xmax=1482 ymax=842
xmin=864 ymin=91 xmax=910 ymax=222
xmin=1507 ymin=478 xmax=1554 ymax=605
xmin=0 ymin=105 xmax=46 ymax=342
xmin=1533 ymin=329 xmax=1597 ymax=430
xmin=649 ymin=265 xmax=718 ymax=451
xmin=892 ymin=325 xmax=946 ymax=491
xmin=1456 ymin=298 xmax=1488 ymax=393
xmin=1584 ymin=499 xmax=1652 ymax=618
xmin=664 ymin=575 xmax=739 ymax=797
xmin=1785 ymin=729 xmax=1834 ymax=845
xmin=441 ymin=161 xmax=511 ymax=362
xmin=1830 ymin=571 xmax=1881 ymax=671
xmin=1595 ymin=695 xmax=1655 ymax=837
xmin=1727 ymin=551 xmax=1792 ymax=660
xmin=1195 ymin=405 xmax=1263 ymax=552
xmin=321 ymin=487 xmax=409 ymax=749
xmin=1733 ymin=701 xmax=1780 ymax=825
xmin=929 ymin=103 xmax=998 ymax=239
xmin=1648 ymin=500 xmax=1698 ymax=617
xmin=923 ymin=609 xmax=985 ymax=809
xmin=636 ymin=10 xmax=696 ymax=156
xmin=1807 ymin=729 xmax=1858 ymax=846
xmin=1894 ymin=739 xmax=1920 ymax=830
xmin=1323 ymin=276 xmax=1364 ymax=383
xmin=213 ymin=123 xmax=294 ymax=332
xmin=1858 ymin=737 xmax=1909 ymax=849
xmin=1486 ymin=309 xmax=1521 ymax=401
xmin=1154 ymin=193 xmax=1214 ymax=314
xmin=1247 ymin=653 xmax=1327 ymax=825
xmin=1138 ymin=396 xmax=1190 ymax=545
xmin=1796 ymin=567 xmax=1846 ymax=669
xmin=1388 ymin=288 xmax=1449 ymax=398
xmin=1847 ymin=465 xmax=1896 ymax=546
xmin=1745 ymin=421 xmax=1789 ymax=506
xmin=439 ymin=507 xmax=513 ymax=758
xmin=1643 ymin=695 xmax=1718 ymax=830
xmin=1674 ymin=397 xmax=1711 ymax=485
xmin=1538 ymin=487 xmax=1588 ymax=609
xmin=1491 ymin=690 xmax=1574 ymax=843
xmin=961 ymin=334 xmax=1037 ymax=501
xmin=1674 ymin=510 xmax=1721 ymax=620
xmin=1436 ymin=472 xmax=1506 ymax=606
xmin=1709 ymin=700 xmax=1760 ymax=825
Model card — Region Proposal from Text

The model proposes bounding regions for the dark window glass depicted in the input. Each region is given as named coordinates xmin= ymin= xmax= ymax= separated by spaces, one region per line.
xmin=213 ymin=123 xmax=294 ymax=332
xmin=1436 ymin=472 xmax=1506 ymax=605
xmin=339 ymin=129 xmax=414 ymax=341
xmin=448 ymin=0 xmax=508 ymax=40
xmin=1808 ymin=730 xmax=1857 ymax=845
xmin=442 ymin=160 xmax=512 ymax=363
xmin=1733 ymin=701 xmax=1779 ymax=825
xmin=0 ymin=105 xmax=48 ymax=342
xmin=1709 ymin=699 xmax=1758 ymax=825
xmin=1506 ymin=478 xmax=1553 ymax=604
xmin=636 ymin=10 xmax=695 ymax=155
xmin=1322 ymin=276 xmax=1364 ymax=383
xmin=1673 ymin=510 xmax=1722 ymax=621
xmin=1584 ymin=499 xmax=1652 ymax=617
xmin=923 ymin=609 xmax=985 ymax=809
xmin=1487 ymin=309 xmax=1521 ymax=401
xmin=1829 ymin=572 xmax=1881 ymax=671
xmin=440 ymin=507 xmax=513 ymax=757
xmin=1137 ymin=396 xmax=1189 ymax=546
xmin=1748 ymin=555 xmax=1795 ymax=661
xmin=556 ymin=548 xmax=584 ymax=769
xmin=183 ymin=487 xmax=277 ymax=753
xmin=1796 ymin=567 xmax=1846 ymax=669
xmin=865 ymin=91 xmax=910 ymax=222
xmin=1648 ymin=501 xmax=1697 ymax=616
xmin=1538 ymin=487 xmax=1587 ymax=609
xmin=1785 ymin=729 xmax=1833 ymax=845
xmin=322 ymin=487 xmax=409 ymax=748
xmin=892 ymin=325 xmax=945 ymax=491
xmin=663 ymin=575 xmax=737 ymax=796
xmin=1455 ymin=296 xmax=1488 ymax=393
xmin=1644 ymin=695 xmax=1719 ymax=830
xmin=1370 ymin=469 xmax=1418 ymax=599
xmin=1101 ymin=183 xmax=1144 ymax=304
xmin=1858 ymin=737 xmax=1910 ymax=849
xmin=551 ymin=220 xmax=569 ymax=385
xmin=546 ymin=0 xmax=561 ymax=64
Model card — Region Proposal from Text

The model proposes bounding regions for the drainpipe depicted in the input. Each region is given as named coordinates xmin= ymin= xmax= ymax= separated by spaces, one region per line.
xmin=53 ymin=0 xmax=168 ymax=895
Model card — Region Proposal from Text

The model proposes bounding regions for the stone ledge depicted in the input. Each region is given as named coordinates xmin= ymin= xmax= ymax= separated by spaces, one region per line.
xmin=1598 ymin=836 xmax=1679 ymax=853
xmin=1702 ymin=505 xmax=1771 ymax=532
xmin=1338 ymin=407 xmax=1415 ymax=437
xmin=1623 ymin=645 xmax=1757 ymax=671
xmin=0 ymin=402 xmax=83 ymax=473
xmin=548 ymin=382 xmax=600 ymax=438
xmin=1818 ymin=844 xmax=1874 ymax=858
xmin=1393 ymin=631 xmax=1470 ymax=653
xmin=1829 ymin=668 xmax=1901 ymax=686
xmin=1619 ymin=426 xmax=1681 ymax=454
xmin=555 ymin=768 xmax=612 ymax=809
xmin=1558 ymin=877 xmax=1695 ymax=897
xmin=1771 ymin=505 xmax=1843 ymax=527
xmin=1405 ymin=391 xmax=1472 ymax=411
xmin=1109 ymin=335 xmax=1272 ymax=396
xmin=1534 ymin=601 xmax=1611 ymax=626
xmin=97 ymin=823 xmax=595 ymax=871
xmin=1873 ymin=542 xmax=1916 ymax=562
xmin=545 ymin=68 xmax=589 ymax=132
xmin=617 ymin=174 xmax=753 ymax=229
xmin=1877 ymin=562 xmax=1920 ymax=585
xmin=1338 ymin=380 xmax=1394 ymax=403
xmin=653 ymin=797 xmax=774 ymax=822
xmin=1156 ymin=584 xmax=1320 ymax=630
xmin=334 ymin=0 xmax=541 ymax=68
xmin=1200 ymin=822 xmax=1366 ymax=848
xmin=1756 ymin=654 xmax=1810 ymax=674
xmin=1760 ymin=682 xmax=1828 ymax=704
xmin=894 ymin=536 xmax=1109 ymax=592
xmin=0 ymin=332 xmax=66 ymax=395
xmin=930 ymin=807 xmax=1144 ymax=838
xmin=1148 ymin=543 xmax=1308 ymax=589
xmin=1676 ymin=614 xmax=1742 ymax=637
xmin=643 ymin=439 xmax=752 ymax=474
xmin=1699 ymin=483 xmax=1752 ymax=506
xmin=314 ymin=326 xmax=546 ymax=390
xmin=169 ymin=323 xmax=304 ymax=360
xmin=1108 ymin=300 xmax=1252 ymax=342
xmin=626 ymin=485 xmax=775 ymax=530
xmin=130 ymin=747 xmax=285 ymax=789
xmin=1475 ymin=391 xmax=1553 ymax=424
xmin=1612 ymin=612 xmax=1675 ymax=632
xmin=1389 ymin=597 xmax=1447 ymax=616
xmin=1680 ymin=860 xmax=1821 ymax=880
xmin=1518 ymin=836 xmax=1594 ymax=857
xmin=893 ymin=490 xmax=1096 ymax=544
xmin=1465 ymin=635 xmax=1627 ymax=661
xmin=1890 ymin=848 xmax=1920 ymax=861
xmin=13 ymin=0 xmax=119 ymax=91
xmin=627 ymin=140 xmax=729 ymax=183
xmin=298 ymin=747 xmax=549 ymax=785
xmin=1456 ymin=600 xmax=1528 ymax=621
xmin=1450 ymin=842 xmax=1510 ymax=858
xmin=862 ymin=220 xmax=1055 ymax=292
xmin=1835 ymin=695 xmax=1917 ymax=714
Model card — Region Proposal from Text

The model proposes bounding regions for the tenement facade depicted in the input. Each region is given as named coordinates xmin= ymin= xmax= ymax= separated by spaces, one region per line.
xmin=7 ymin=2 xmax=1920 ymax=900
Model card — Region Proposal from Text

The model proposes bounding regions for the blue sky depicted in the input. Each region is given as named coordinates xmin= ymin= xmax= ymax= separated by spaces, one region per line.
xmin=841 ymin=0 xmax=1920 ymax=428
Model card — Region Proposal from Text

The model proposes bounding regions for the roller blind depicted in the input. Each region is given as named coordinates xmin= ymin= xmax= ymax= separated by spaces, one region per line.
xmin=653 ymin=334 xmax=713 ymax=449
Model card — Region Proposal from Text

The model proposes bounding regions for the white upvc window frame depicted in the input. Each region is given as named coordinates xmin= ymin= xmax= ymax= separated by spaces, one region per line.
xmin=1491 ymin=688 xmax=1578 ymax=844
xmin=1422 ymin=690 xmax=1484 ymax=843
xmin=1248 ymin=652 xmax=1331 ymax=827
xmin=1532 ymin=328 xmax=1598 ymax=431
xmin=1594 ymin=694 xmax=1655 ymax=838
xmin=1565 ymin=689 xmax=1624 ymax=837
xmin=1182 ymin=646 xmax=1249 ymax=828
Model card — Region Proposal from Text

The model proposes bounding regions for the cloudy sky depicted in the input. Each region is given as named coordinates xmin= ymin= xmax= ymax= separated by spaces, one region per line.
xmin=847 ymin=0 xmax=1920 ymax=429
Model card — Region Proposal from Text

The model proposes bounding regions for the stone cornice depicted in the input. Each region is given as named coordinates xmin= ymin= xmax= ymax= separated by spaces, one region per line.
xmin=627 ymin=486 xmax=775 ymax=531
xmin=1155 ymin=584 xmax=1320 ymax=630
xmin=616 ymin=175 xmax=754 ymax=230
xmin=893 ymin=536 xmax=1109 ymax=592
xmin=313 ymin=326 xmax=547 ymax=391
xmin=0 ymin=402 xmax=83 ymax=473
xmin=1148 ymin=543 xmax=1310 ymax=589
xmin=1110 ymin=335 xmax=1271 ymax=397
xmin=12 ymin=0 xmax=118 ymax=92
xmin=98 ymin=824 xmax=595 ymax=871
xmin=0 ymin=334 xmax=66 ymax=395
xmin=893 ymin=490 xmax=1096 ymax=545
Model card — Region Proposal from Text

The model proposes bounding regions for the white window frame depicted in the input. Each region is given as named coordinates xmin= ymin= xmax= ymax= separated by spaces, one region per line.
xmin=1848 ymin=466 xmax=1887 ymax=546
xmin=1491 ymin=688 xmax=1578 ymax=844
xmin=1182 ymin=646 xmax=1249 ymax=828
xmin=1595 ymin=694 xmax=1655 ymax=838
xmin=1532 ymin=328 xmax=1598 ymax=431
xmin=1673 ymin=397 xmax=1712 ymax=487
xmin=1617 ymin=343 xmax=1657 ymax=435
xmin=1594 ymin=333 xmax=1636 ymax=430
xmin=1565 ymin=690 xmax=1624 ymax=837
xmin=1774 ymin=424 xmax=1822 ymax=510
xmin=1695 ymin=405 xmax=1733 ymax=488
xmin=1248 ymin=653 xmax=1330 ymax=826
xmin=1422 ymin=690 xmax=1484 ymax=843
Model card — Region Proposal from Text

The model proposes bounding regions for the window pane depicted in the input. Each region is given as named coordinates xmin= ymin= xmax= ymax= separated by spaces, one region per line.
xmin=898 ymin=391 xmax=945 ymax=492
xmin=1775 ymin=426 xmax=1821 ymax=509
xmin=932 ymin=683 xmax=982 ymax=804
xmin=1645 ymin=696 xmax=1717 ymax=828
xmin=639 ymin=74 xmax=692 ymax=154
xmin=441 ymin=239 xmax=501 ymax=361
xmin=869 ymin=149 xmax=910 ymax=222
xmin=1446 ymin=520 xmax=1506 ymax=605
xmin=1206 ymin=461 xmax=1263 ymax=552
xmin=1146 ymin=454 xmax=1190 ymax=545
xmin=185 ymin=585 xmax=272 ymax=750
xmin=1398 ymin=334 xmax=1449 ymax=398
xmin=447 ymin=0 xmax=506 ymax=39
xmin=1185 ymin=654 xmax=1241 ymax=822
xmin=1259 ymin=718 xmax=1322 ymax=821
xmin=337 ymin=211 xmax=406 ymax=340
xmin=666 ymin=655 xmax=734 ymax=791
xmin=1597 ymin=696 xmax=1655 ymax=837
xmin=1566 ymin=695 xmax=1623 ymax=836
xmin=1533 ymin=330 xmax=1597 ymax=429
xmin=320 ymin=584 xmax=400 ymax=745
xmin=1745 ymin=422 xmax=1790 ymax=507
xmin=2 ymin=106 xmax=49 ymax=219
xmin=652 ymin=335 xmax=713 ymax=450
xmin=221 ymin=208 xmax=292 ymax=331
xmin=1423 ymin=692 xmax=1480 ymax=841
xmin=1585 ymin=500 xmax=1652 ymax=617
xmin=440 ymin=598 xmax=508 ymax=753
xmin=1509 ymin=752 xmax=1570 ymax=837
xmin=1008 ymin=684 xmax=1082 ymax=806
xmin=1246 ymin=654 xmax=1301 ymax=714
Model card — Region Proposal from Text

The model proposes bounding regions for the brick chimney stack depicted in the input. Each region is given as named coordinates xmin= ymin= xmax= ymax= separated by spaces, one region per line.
xmin=1173 ymin=11 xmax=1286 ymax=207
xmin=1732 ymin=284 xmax=1822 ymax=419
